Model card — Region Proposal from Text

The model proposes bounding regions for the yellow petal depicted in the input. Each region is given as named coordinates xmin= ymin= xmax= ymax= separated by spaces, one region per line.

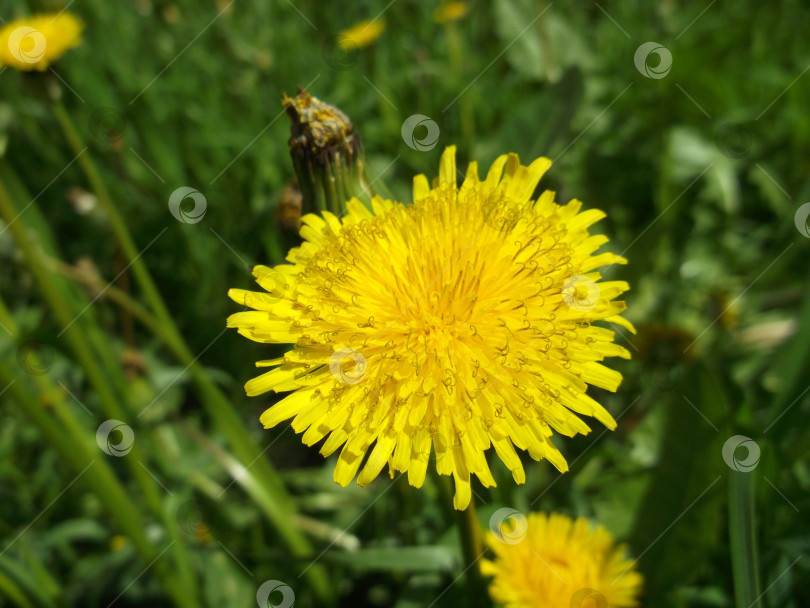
xmin=439 ymin=146 xmax=457 ymax=189
xmin=259 ymin=388 xmax=318 ymax=428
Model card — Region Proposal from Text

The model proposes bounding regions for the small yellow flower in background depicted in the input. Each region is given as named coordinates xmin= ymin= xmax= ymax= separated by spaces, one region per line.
xmin=228 ymin=146 xmax=632 ymax=510
xmin=434 ymin=1 xmax=468 ymax=24
xmin=337 ymin=19 xmax=386 ymax=50
xmin=109 ymin=535 xmax=129 ymax=552
xmin=0 ymin=13 xmax=83 ymax=71
xmin=482 ymin=511 xmax=642 ymax=607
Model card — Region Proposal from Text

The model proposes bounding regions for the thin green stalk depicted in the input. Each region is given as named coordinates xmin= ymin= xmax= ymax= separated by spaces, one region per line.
xmin=445 ymin=22 xmax=475 ymax=154
xmin=321 ymin=167 xmax=340 ymax=215
xmin=435 ymin=473 xmax=487 ymax=608
xmin=0 ymin=164 xmax=134 ymax=411
xmin=53 ymin=101 xmax=172 ymax=340
xmin=50 ymin=258 xmax=165 ymax=338
xmin=0 ymin=577 xmax=35 ymax=608
xmin=0 ymin=554 xmax=44 ymax=608
xmin=0 ymin=177 xmax=164 ymax=515
xmin=454 ymin=499 xmax=487 ymax=608
xmin=333 ymin=154 xmax=350 ymax=207
xmin=0 ymin=297 xmax=201 ymax=607
xmin=51 ymin=100 xmax=331 ymax=600
xmin=54 ymin=253 xmax=326 ymax=559
xmin=729 ymin=471 xmax=762 ymax=608
xmin=0 ymin=364 xmax=195 ymax=608
xmin=768 ymin=277 xmax=810 ymax=432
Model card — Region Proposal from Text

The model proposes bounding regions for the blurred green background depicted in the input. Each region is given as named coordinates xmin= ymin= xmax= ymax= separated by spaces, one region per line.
xmin=1 ymin=0 xmax=809 ymax=606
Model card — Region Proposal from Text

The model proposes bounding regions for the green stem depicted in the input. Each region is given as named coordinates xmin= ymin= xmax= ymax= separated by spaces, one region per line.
xmin=454 ymin=499 xmax=487 ymax=608
xmin=333 ymin=154 xmax=350 ymax=207
xmin=0 ymin=297 xmax=201 ymax=608
xmin=729 ymin=470 xmax=762 ymax=608
xmin=434 ymin=472 xmax=487 ymax=608
xmin=0 ymin=363 xmax=195 ymax=608
xmin=321 ymin=164 xmax=340 ymax=215
xmin=0 ymin=567 xmax=36 ymax=608
xmin=53 ymin=101 xmax=171 ymax=336
xmin=445 ymin=22 xmax=475 ymax=154
xmin=51 ymin=100 xmax=331 ymax=600
xmin=55 ymin=248 xmax=337 ymax=573
xmin=0 ymin=177 xmax=164 ymax=516
xmin=50 ymin=258 xmax=166 ymax=338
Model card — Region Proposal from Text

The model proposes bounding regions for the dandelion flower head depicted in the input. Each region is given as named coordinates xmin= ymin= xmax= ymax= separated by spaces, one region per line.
xmin=0 ymin=13 xmax=83 ymax=71
xmin=228 ymin=146 xmax=632 ymax=509
xmin=482 ymin=511 xmax=642 ymax=607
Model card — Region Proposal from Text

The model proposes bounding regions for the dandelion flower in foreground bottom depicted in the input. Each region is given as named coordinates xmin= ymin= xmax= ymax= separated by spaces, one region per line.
xmin=227 ymin=146 xmax=632 ymax=509
xmin=482 ymin=512 xmax=642 ymax=607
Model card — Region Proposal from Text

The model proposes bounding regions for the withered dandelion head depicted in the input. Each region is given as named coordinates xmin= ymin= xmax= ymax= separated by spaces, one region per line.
xmin=283 ymin=89 xmax=358 ymax=165
xmin=228 ymin=147 xmax=633 ymax=509
xmin=0 ymin=13 xmax=83 ymax=71
xmin=482 ymin=511 xmax=642 ymax=607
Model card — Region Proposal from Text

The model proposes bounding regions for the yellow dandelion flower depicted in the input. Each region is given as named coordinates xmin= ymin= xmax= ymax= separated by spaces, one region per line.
xmin=0 ymin=13 xmax=83 ymax=72
xmin=227 ymin=146 xmax=632 ymax=509
xmin=434 ymin=2 xmax=469 ymax=24
xmin=337 ymin=19 xmax=386 ymax=50
xmin=482 ymin=511 xmax=642 ymax=607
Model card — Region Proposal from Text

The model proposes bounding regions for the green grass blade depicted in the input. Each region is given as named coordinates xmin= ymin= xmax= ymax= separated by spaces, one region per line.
xmin=729 ymin=470 xmax=763 ymax=608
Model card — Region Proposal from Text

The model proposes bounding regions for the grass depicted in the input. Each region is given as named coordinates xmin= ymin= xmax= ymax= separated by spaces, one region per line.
xmin=1 ymin=1 xmax=808 ymax=606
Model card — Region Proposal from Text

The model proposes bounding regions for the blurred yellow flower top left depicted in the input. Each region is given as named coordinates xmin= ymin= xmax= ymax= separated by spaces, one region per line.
xmin=0 ymin=13 xmax=83 ymax=71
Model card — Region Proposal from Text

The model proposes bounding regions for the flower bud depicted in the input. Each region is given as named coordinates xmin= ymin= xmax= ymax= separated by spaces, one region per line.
xmin=283 ymin=88 xmax=371 ymax=215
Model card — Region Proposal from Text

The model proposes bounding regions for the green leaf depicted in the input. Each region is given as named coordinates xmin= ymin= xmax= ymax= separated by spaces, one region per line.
xmin=493 ymin=0 xmax=546 ymax=81
xmin=493 ymin=1 xmax=589 ymax=84
xmin=0 ymin=570 xmax=37 ymax=608
xmin=324 ymin=546 xmax=459 ymax=573
xmin=766 ymin=278 xmax=810 ymax=437
xmin=629 ymin=367 xmax=728 ymax=599
xmin=201 ymin=551 xmax=255 ymax=608
xmin=729 ymin=470 xmax=762 ymax=608
xmin=0 ymin=554 xmax=57 ymax=608
xmin=41 ymin=518 xmax=108 ymax=548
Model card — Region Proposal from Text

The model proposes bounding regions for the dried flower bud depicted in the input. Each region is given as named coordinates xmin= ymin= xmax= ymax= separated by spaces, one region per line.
xmin=283 ymin=88 xmax=371 ymax=215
